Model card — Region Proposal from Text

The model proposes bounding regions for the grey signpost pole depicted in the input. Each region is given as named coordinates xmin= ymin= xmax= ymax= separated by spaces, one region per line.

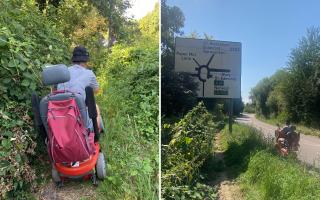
xmin=229 ymin=98 xmax=233 ymax=133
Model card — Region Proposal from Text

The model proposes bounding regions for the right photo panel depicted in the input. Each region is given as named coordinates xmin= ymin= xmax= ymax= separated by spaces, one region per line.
xmin=161 ymin=0 xmax=320 ymax=199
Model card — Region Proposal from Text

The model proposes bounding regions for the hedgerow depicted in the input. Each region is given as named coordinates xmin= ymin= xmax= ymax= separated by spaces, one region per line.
xmin=0 ymin=0 xmax=69 ymax=198
xmin=161 ymin=102 xmax=218 ymax=199
xmin=96 ymin=42 xmax=159 ymax=199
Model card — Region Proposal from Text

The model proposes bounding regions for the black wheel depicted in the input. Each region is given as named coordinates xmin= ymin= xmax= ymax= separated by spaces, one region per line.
xmin=32 ymin=92 xmax=47 ymax=142
xmin=31 ymin=92 xmax=42 ymax=127
xmin=96 ymin=152 xmax=106 ymax=179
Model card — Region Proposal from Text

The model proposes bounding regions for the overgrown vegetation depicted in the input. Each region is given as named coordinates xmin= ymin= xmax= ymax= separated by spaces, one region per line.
xmin=241 ymin=151 xmax=320 ymax=200
xmin=0 ymin=1 xmax=69 ymax=198
xmin=161 ymin=102 xmax=219 ymax=199
xmin=0 ymin=0 xmax=159 ymax=199
xmin=96 ymin=40 xmax=159 ymax=199
xmin=220 ymin=123 xmax=320 ymax=200
xmin=250 ymin=27 xmax=320 ymax=130
xmin=161 ymin=0 xmax=200 ymax=117
xmin=220 ymin=124 xmax=269 ymax=170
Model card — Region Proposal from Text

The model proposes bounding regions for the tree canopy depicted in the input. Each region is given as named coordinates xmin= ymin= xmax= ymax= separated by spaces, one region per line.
xmin=250 ymin=27 xmax=320 ymax=125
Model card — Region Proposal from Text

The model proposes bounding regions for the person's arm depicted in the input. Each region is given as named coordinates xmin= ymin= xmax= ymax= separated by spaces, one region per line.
xmin=94 ymin=88 xmax=100 ymax=94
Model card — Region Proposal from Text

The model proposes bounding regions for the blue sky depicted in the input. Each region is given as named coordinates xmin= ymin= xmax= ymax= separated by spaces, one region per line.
xmin=167 ymin=0 xmax=320 ymax=103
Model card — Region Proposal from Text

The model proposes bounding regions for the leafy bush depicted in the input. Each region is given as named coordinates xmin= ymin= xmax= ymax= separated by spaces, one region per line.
xmin=163 ymin=183 xmax=217 ymax=200
xmin=99 ymin=43 xmax=158 ymax=140
xmin=0 ymin=0 xmax=69 ymax=198
xmin=243 ymin=103 xmax=255 ymax=113
xmin=161 ymin=68 xmax=199 ymax=117
xmin=96 ymin=41 xmax=159 ymax=199
xmin=162 ymin=102 xmax=218 ymax=199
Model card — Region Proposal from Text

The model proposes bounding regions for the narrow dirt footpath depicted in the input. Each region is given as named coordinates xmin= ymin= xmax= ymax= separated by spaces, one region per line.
xmin=209 ymin=133 xmax=243 ymax=200
xmin=36 ymin=181 xmax=97 ymax=200
xmin=236 ymin=113 xmax=320 ymax=168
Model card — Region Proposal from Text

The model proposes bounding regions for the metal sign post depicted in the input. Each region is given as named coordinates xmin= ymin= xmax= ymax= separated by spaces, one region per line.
xmin=229 ymin=98 xmax=233 ymax=133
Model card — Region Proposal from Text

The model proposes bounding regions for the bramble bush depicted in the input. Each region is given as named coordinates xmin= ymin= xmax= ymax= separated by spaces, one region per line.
xmin=0 ymin=0 xmax=69 ymax=198
xmin=162 ymin=102 xmax=218 ymax=199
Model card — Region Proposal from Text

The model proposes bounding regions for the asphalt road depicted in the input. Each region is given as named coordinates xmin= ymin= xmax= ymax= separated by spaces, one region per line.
xmin=235 ymin=113 xmax=320 ymax=169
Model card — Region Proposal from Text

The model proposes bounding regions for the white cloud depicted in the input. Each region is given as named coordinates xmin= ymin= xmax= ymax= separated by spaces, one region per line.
xmin=126 ymin=0 xmax=158 ymax=19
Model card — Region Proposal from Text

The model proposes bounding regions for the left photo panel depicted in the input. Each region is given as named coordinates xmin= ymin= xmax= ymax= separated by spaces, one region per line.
xmin=0 ymin=0 xmax=159 ymax=200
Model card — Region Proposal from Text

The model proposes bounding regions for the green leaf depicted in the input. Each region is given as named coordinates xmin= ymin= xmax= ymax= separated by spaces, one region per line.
xmin=0 ymin=36 xmax=7 ymax=47
xmin=30 ymin=82 xmax=36 ymax=90
xmin=19 ymin=63 xmax=27 ymax=70
xmin=21 ymin=79 xmax=29 ymax=87
xmin=8 ymin=59 xmax=15 ymax=68
xmin=2 ymin=78 xmax=10 ymax=84
xmin=1 ymin=139 xmax=11 ymax=149
xmin=15 ymin=154 xmax=22 ymax=163
xmin=130 ymin=170 xmax=138 ymax=176
xmin=185 ymin=137 xmax=193 ymax=144
xmin=23 ymin=72 xmax=33 ymax=79
xmin=16 ymin=120 xmax=23 ymax=126
xmin=3 ymin=131 xmax=13 ymax=137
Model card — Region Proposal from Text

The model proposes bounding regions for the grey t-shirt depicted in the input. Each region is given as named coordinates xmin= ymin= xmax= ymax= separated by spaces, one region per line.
xmin=57 ymin=64 xmax=99 ymax=130
xmin=57 ymin=64 xmax=99 ymax=100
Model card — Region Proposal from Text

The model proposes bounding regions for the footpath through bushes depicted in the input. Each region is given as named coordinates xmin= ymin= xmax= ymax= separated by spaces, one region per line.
xmin=161 ymin=102 xmax=220 ymax=199
xmin=0 ymin=1 xmax=159 ymax=199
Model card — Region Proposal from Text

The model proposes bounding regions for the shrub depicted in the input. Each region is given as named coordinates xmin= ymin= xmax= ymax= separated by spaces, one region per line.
xmin=163 ymin=183 xmax=217 ymax=200
xmin=162 ymin=102 xmax=218 ymax=198
xmin=0 ymin=0 xmax=69 ymax=198
xmin=96 ymin=42 xmax=159 ymax=199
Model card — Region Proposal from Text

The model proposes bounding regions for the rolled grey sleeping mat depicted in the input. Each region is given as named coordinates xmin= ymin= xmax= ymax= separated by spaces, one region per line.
xmin=85 ymin=86 xmax=99 ymax=142
xmin=42 ymin=64 xmax=70 ymax=86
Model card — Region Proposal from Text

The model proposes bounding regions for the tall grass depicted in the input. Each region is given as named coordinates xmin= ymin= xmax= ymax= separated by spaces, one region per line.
xmin=221 ymin=123 xmax=320 ymax=200
xmin=240 ymin=151 xmax=320 ymax=200
xmin=220 ymin=124 xmax=270 ymax=168
xmin=96 ymin=112 xmax=158 ymax=199
xmin=95 ymin=44 xmax=159 ymax=200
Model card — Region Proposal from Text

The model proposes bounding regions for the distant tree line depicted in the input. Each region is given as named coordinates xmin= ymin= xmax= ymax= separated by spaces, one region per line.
xmin=250 ymin=27 xmax=320 ymax=126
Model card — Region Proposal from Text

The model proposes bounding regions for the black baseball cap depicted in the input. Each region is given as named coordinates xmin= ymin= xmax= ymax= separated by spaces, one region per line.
xmin=72 ymin=46 xmax=89 ymax=62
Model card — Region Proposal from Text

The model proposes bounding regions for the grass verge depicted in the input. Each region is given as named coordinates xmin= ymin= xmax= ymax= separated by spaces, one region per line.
xmin=220 ymin=123 xmax=320 ymax=200
xmin=95 ymin=44 xmax=159 ymax=200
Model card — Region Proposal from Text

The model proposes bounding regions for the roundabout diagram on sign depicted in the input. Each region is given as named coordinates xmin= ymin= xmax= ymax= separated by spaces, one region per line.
xmin=175 ymin=37 xmax=241 ymax=98
xmin=191 ymin=53 xmax=230 ymax=97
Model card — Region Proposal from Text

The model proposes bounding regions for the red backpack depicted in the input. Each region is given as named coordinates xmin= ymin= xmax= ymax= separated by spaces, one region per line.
xmin=47 ymin=96 xmax=95 ymax=163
